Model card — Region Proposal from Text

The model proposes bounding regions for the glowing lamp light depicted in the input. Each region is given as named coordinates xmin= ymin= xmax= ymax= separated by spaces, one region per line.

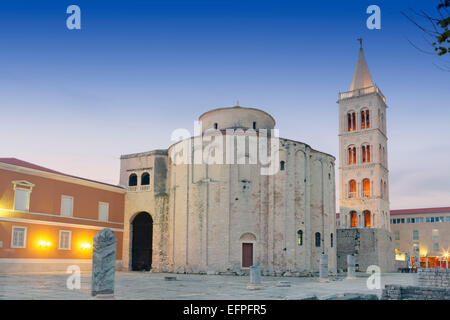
xmin=81 ymin=243 xmax=91 ymax=250
xmin=38 ymin=240 xmax=51 ymax=247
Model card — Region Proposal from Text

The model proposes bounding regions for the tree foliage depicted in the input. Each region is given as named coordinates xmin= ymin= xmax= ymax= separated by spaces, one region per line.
xmin=403 ymin=0 xmax=449 ymax=56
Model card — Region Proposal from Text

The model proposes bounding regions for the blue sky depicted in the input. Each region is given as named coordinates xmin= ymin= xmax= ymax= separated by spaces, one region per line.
xmin=0 ymin=0 xmax=449 ymax=209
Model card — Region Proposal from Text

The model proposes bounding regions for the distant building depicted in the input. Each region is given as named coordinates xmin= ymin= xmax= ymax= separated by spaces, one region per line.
xmin=390 ymin=207 xmax=450 ymax=268
xmin=0 ymin=158 xmax=125 ymax=272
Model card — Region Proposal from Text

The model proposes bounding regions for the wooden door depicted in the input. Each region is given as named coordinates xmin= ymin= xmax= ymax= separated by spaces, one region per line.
xmin=242 ymin=243 xmax=253 ymax=268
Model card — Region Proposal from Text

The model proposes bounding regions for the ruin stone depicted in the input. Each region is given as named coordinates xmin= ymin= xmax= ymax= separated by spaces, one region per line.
xmin=91 ymin=228 xmax=116 ymax=297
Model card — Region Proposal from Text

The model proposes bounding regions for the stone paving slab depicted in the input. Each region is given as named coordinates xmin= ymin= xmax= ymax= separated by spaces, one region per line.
xmin=0 ymin=272 xmax=415 ymax=300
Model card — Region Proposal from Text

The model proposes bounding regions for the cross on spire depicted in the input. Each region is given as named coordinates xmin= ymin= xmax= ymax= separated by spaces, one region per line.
xmin=357 ymin=38 xmax=363 ymax=49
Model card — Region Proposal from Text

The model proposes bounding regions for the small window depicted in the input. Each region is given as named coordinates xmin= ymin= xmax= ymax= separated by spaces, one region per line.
xmin=433 ymin=242 xmax=440 ymax=252
xmin=330 ymin=233 xmax=334 ymax=248
xmin=394 ymin=231 xmax=400 ymax=240
xmin=214 ymin=123 xmax=218 ymax=129
xmin=253 ymin=121 xmax=256 ymax=129
xmin=280 ymin=161 xmax=285 ymax=171
xmin=59 ymin=230 xmax=71 ymax=250
xmin=14 ymin=188 xmax=31 ymax=212
xmin=432 ymin=229 xmax=439 ymax=241
xmin=315 ymin=232 xmax=321 ymax=247
xmin=11 ymin=226 xmax=27 ymax=248
xmin=98 ymin=202 xmax=109 ymax=222
xmin=297 ymin=230 xmax=303 ymax=246
xmin=61 ymin=196 xmax=74 ymax=217
xmin=412 ymin=230 xmax=419 ymax=241
xmin=128 ymin=174 xmax=137 ymax=187
xmin=141 ymin=172 xmax=150 ymax=186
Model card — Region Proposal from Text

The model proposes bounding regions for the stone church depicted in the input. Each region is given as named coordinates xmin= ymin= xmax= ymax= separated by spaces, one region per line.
xmin=118 ymin=44 xmax=395 ymax=275
xmin=119 ymin=106 xmax=337 ymax=275
xmin=336 ymin=44 xmax=395 ymax=272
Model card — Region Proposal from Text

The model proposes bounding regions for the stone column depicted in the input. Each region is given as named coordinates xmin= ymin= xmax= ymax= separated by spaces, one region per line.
xmin=346 ymin=254 xmax=356 ymax=279
xmin=91 ymin=228 xmax=116 ymax=298
xmin=319 ymin=254 xmax=329 ymax=282
xmin=413 ymin=246 xmax=420 ymax=269
xmin=247 ymin=265 xmax=263 ymax=290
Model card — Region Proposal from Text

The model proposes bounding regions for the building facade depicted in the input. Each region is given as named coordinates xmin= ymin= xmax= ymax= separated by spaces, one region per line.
xmin=390 ymin=207 xmax=450 ymax=268
xmin=0 ymin=158 xmax=125 ymax=272
xmin=120 ymin=106 xmax=337 ymax=275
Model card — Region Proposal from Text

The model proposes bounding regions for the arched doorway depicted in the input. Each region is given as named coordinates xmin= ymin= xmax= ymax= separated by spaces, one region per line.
xmin=131 ymin=212 xmax=153 ymax=271
xmin=240 ymin=233 xmax=256 ymax=268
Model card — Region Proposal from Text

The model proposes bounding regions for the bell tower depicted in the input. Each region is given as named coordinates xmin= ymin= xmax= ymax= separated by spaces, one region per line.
xmin=337 ymin=42 xmax=390 ymax=230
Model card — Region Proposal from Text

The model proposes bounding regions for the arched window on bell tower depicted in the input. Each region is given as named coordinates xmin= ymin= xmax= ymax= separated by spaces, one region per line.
xmin=362 ymin=144 xmax=371 ymax=163
xmin=364 ymin=210 xmax=371 ymax=227
xmin=348 ymin=146 xmax=356 ymax=165
xmin=348 ymin=180 xmax=356 ymax=198
xmin=361 ymin=109 xmax=370 ymax=130
xmin=362 ymin=178 xmax=371 ymax=197
xmin=347 ymin=111 xmax=356 ymax=132
xmin=350 ymin=211 xmax=357 ymax=228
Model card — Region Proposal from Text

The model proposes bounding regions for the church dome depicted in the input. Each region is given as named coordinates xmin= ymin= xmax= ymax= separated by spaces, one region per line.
xmin=198 ymin=105 xmax=275 ymax=133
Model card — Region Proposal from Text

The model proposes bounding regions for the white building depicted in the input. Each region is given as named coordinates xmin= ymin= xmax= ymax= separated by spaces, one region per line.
xmin=337 ymin=44 xmax=390 ymax=230
xmin=336 ymin=44 xmax=395 ymax=272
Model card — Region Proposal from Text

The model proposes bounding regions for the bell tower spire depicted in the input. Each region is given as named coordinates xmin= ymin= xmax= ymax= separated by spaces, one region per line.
xmin=337 ymin=43 xmax=390 ymax=231
xmin=349 ymin=41 xmax=374 ymax=91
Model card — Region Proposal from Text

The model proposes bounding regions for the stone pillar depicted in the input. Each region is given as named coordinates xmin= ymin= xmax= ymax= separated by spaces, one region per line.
xmin=247 ymin=266 xmax=263 ymax=290
xmin=319 ymin=254 xmax=329 ymax=282
xmin=92 ymin=228 xmax=117 ymax=298
xmin=413 ymin=246 xmax=420 ymax=269
xmin=346 ymin=254 xmax=356 ymax=279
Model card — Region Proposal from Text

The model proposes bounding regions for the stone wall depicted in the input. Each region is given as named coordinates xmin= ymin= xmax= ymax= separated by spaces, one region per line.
xmin=165 ymin=137 xmax=337 ymax=275
xmin=417 ymin=268 xmax=450 ymax=287
xmin=382 ymin=284 xmax=450 ymax=300
xmin=336 ymin=228 xmax=395 ymax=272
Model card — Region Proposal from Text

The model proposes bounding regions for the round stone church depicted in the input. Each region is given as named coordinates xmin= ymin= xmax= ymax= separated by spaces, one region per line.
xmin=119 ymin=106 xmax=336 ymax=275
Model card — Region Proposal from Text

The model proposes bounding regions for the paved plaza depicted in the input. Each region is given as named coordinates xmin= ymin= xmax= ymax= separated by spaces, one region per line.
xmin=0 ymin=271 xmax=415 ymax=300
